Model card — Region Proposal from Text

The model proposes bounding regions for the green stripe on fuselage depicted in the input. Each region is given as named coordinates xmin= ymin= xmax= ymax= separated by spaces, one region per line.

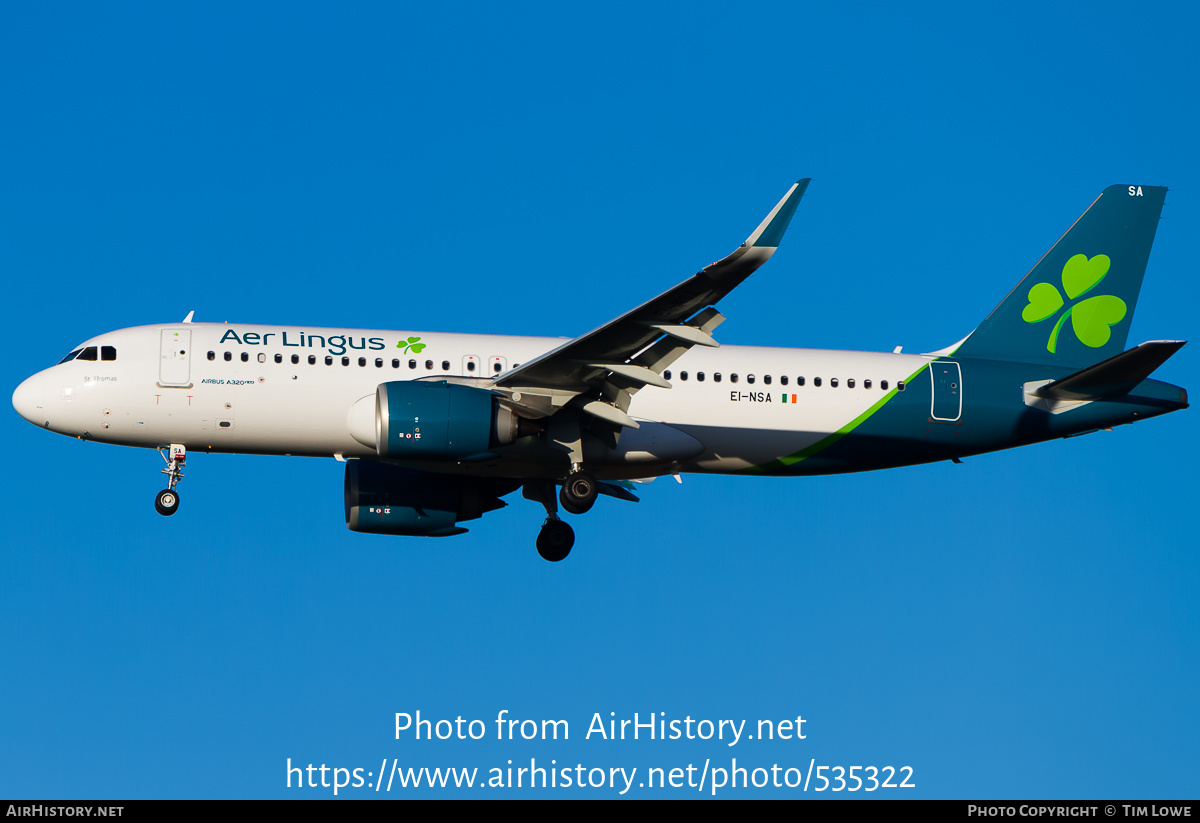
xmin=747 ymin=362 xmax=931 ymax=473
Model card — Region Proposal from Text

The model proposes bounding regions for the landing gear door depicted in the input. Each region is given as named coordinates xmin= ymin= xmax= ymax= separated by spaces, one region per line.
xmin=930 ymin=360 xmax=962 ymax=422
xmin=159 ymin=329 xmax=192 ymax=387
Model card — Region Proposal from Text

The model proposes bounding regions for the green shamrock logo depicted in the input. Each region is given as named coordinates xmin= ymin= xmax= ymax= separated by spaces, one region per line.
xmin=1021 ymin=254 xmax=1126 ymax=353
xmin=396 ymin=336 xmax=426 ymax=354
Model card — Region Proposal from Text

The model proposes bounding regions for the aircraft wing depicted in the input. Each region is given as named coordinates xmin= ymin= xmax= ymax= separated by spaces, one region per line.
xmin=493 ymin=179 xmax=810 ymax=427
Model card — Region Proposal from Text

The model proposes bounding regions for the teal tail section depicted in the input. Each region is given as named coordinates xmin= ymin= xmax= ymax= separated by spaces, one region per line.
xmin=955 ymin=185 xmax=1167 ymax=367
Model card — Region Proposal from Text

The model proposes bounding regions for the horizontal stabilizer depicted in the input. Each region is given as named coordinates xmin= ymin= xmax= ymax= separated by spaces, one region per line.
xmin=1035 ymin=340 xmax=1186 ymax=401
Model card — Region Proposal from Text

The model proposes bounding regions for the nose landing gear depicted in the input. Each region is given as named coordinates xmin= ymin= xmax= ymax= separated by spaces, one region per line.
xmin=155 ymin=444 xmax=186 ymax=517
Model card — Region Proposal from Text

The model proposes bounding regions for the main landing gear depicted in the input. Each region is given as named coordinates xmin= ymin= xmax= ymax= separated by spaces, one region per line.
xmin=525 ymin=467 xmax=602 ymax=561
xmin=155 ymin=444 xmax=186 ymax=517
xmin=524 ymin=478 xmax=578 ymax=562
xmin=559 ymin=469 xmax=598 ymax=515
xmin=536 ymin=518 xmax=574 ymax=563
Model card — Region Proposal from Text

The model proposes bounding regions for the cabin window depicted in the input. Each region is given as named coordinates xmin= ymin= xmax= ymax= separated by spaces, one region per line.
xmin=881 ymin=380 xmax=889 ymax=390
xmin=342 ymin=357 xmax=350 ymax=366
xmin=258 ymin=353 xmax=266 ymax=363
xmin=864 ymin=379 xmax=872 ymax=389
xmin=425 ymin=360 xmax=433 ymax=370
xmin=731 ymin=374 xmax=739 ymax=384
xmin=375 ymin=358 xmax=383 ymax=368
xmin=747 ymin=374 xmax=756 ymax=384
xmin=292 ymin=355 xmax=300 ymax=365
xmin=325 ymin=356 xmax=333 ymax=366
xmin=467 ymin=360 xmax=476 ymax=372
xmin=442 ymin=360 xmax=450 ymax=371
xmin=409 ymin=359 xmax=417 ymax=369
xmin=848 ymin=378 xmax=855 ymax=388
xmin=100 ymin=346 xmax=117 ymax=361
xmin=697 ymin=372 xmax=706 ymax=382
xmin=680 ymin=371 xmax=688 ymax=381
xmin=664 ymin=370 xmax=672 ymax=380
xmin=224 ymin=352 xmax=232 ymax=362
xmin=830 ymin=378 xmax=839 ymax=388
xmin=308 ymin=355 xmax=316 ymax=365
xmin=714 ymin=373 xmax=722 ymax=382
xmin=240 ymin=352 xmax=249 ymax=362
xmin=897 ymin=381 xmax=906 ymax=391
xmin=207 ymin=351 xmax=215 ymax=361
xmin=797 ymin=376 xmax=805 ymax=386
xmin=764 ymin=374 xmax=772 ymax=385
xmin=494 ymin=361 xmax=503 ymax=373
xmin=77 ymin=347 xmax=98 ymax=361
xmin=273 ymin=354 xmax=282 ymax=364
xmin=814 ymin=377 xmax=822 ymax=387
xmin=780 ymin=375 xmax=788 ymax=386
xmin=357 ymin=357 xmax=366 ymax=367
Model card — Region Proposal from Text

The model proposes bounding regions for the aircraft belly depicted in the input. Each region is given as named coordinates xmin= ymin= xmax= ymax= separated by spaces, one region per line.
xmin=598 ymin=421 xmax=704 ymax=465
xmin=671 ymin=425 xmax=830 ymax=473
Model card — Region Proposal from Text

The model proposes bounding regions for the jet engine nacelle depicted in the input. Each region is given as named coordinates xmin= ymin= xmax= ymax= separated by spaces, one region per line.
xmin=375 ymin=380 xmax=529 ymax=459
xmin=344 ymin=459 xmax=519 ymax=537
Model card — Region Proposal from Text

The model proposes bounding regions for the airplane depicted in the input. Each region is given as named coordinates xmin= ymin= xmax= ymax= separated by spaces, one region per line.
xmin=11 ymin=180 xmax=1188 ymax=561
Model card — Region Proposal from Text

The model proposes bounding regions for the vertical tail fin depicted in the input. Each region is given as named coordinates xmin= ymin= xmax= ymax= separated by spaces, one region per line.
xmin=954 ymin=185 xmax=1166 ymax=366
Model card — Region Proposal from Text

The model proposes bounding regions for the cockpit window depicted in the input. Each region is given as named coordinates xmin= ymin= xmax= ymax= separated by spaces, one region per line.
xmin=101 ymin=346 xmax=117 ymax=361
xmin=76 ymin=347 xmax=98 ymax=361
xmin=58 ymin=349 xmax=82 ymax=364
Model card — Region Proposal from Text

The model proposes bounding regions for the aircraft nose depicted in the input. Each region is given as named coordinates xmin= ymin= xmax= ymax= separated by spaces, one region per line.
xmin=12 ymin=375 xmax=45 ymax=425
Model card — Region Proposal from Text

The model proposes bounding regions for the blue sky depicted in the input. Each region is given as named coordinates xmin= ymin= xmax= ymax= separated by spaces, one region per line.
xmin=2 ymin=2 xmax=1196 ymax=798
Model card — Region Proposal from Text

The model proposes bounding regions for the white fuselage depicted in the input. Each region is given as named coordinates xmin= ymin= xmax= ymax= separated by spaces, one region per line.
xmin=14 ymin=322 xmax=933 ymax=476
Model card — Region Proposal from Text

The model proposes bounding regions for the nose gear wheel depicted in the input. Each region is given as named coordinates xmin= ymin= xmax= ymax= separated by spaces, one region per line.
xmin=155 ymin=489 xmax=179 ymax=516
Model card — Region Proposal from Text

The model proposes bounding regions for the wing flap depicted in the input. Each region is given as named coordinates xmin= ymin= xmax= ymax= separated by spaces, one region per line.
xmin=583 ymin=362 xmax=673 ymax=389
